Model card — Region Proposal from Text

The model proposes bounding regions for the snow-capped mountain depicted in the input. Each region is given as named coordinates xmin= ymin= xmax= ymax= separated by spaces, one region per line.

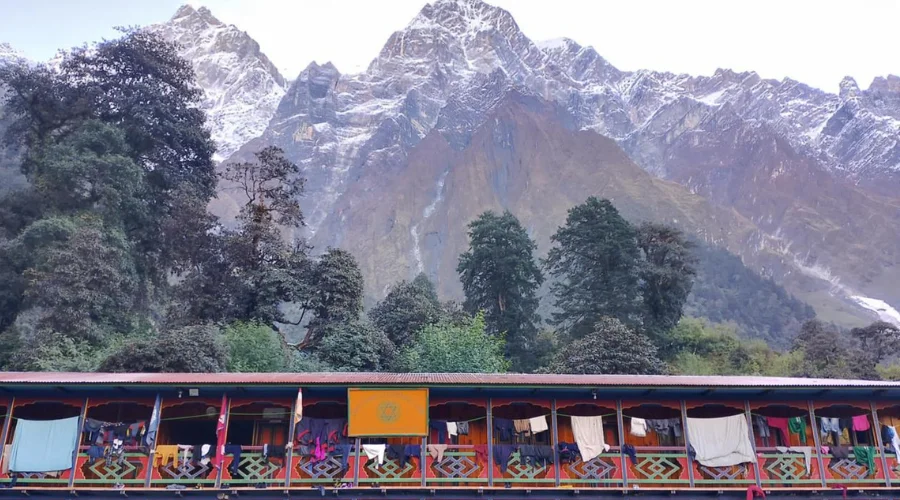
xmin=212 ymin=0 xmax=900 ymax=328
xmin=148 ymin=5 xmax=287 ymax=161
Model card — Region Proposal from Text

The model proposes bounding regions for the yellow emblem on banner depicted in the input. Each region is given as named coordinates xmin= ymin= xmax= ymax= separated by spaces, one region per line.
xmin=347 ymin=388 xmax=428 ymax=436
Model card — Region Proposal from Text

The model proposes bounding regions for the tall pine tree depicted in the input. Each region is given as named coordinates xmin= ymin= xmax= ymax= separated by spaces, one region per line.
xmin=636 ymin=223 xmax=697 ymax=341
xmin=457 ymin=210 xmax=543 ymax=372
xmin=545 ymin=197 xmax=641 ymax=338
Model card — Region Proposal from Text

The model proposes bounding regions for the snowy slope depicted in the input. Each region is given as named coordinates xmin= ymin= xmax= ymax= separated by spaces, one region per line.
xmin=149 ymin=5 xmax=287 ymax=161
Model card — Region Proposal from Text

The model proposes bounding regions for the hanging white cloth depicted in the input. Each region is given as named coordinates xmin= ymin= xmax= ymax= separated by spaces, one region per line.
xmin=529 ymin=415 xmax=549 ymax=434
xmin=776 ymin=446 xmax=812 ymax=475
xmin=447 ymin=421 xmax=458 ymax=436
xmin=571 ymin=415 xmax=610 ymax=462
xmin=362 ymin=444 xmax=386 ymax=466
xmin=630 ymin=418 xmax=648 ymax=437
xmin=685 ymin=414 xmax=755 ymax=467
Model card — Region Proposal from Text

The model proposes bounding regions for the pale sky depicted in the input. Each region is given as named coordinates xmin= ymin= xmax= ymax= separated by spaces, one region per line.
xmin=2 ymin=0 xmax=898 ymax=93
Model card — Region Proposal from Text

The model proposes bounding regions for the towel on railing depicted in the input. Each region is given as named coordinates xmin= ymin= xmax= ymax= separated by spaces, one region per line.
xmin=154 ymin=445 xmax=180 ymax=467
xmin=529 ymin=416 xmax=548 ymax=434
xmin=570 ymin=415 xmax=609 ymax=462
xmin=9 ymin=416 xmax=80 ymax=473
xmin=685 ymin=414 xmax=755 ymax=467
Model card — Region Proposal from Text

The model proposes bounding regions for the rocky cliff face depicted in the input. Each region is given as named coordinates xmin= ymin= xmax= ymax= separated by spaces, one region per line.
xmin=148 ymin=5 xmax=287 ymax=161
xmin=215 ymin=0 xmax=897 ymax=324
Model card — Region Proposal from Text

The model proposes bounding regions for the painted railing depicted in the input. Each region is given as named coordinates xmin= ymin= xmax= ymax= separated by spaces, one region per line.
xmin=559 ymin=445 xmax=623 ymax=487
xmin=756 ymin=448 xmax=823 ymax=487
xmin=425 ymin=445 xmax=488 ymax=485
xmin=291 ymin=446 xmax=354 ymax=485
xmin=625 ymin=447 xmax=690 ymax=487
xmin=73 ymin=446 xmax=148 ymax=487
xmin=149 ymin=449 xmax=217 ymax=487
xmin=220 ymin=447 xmax=287 ymax=487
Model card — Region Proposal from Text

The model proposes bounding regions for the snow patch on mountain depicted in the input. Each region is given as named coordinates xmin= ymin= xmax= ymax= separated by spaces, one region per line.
xmin=149 ymin=5 xmax=286 ymax=161
xmin=852 ymin=296 xmax=900 ymax=326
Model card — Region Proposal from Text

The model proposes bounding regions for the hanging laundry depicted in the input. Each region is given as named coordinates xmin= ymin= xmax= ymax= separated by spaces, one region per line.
xmin=87 ymin=445 xmax=104 ymax=465
xmin=493 ymin=418 xmax=515 ymax=441
xmin=853 ymin=446 xmax=876 ymax=476
xmin=513 ymin=419 xmax=531 ymax=436
xmin=752 ymin=416 xmax=770 ymax=438
xmin=630 ymin=418 xmax=647 ymax=437
xmin=9 ymin=416 xmax=80 ymax=473
xmin=426 ymin=444 xmax=448 ymax=462
xmin=820 ymin=417 xmax=841 ymax=435
xmin=647 ymin=418 xmax=683 ymax=438
xmin=362 ymin=444 xmax=386 ymax=466
xmin=430 ymin=421 xmax=448 ymax=444
xmin=456 ymin=421 xmax=469 ymax=435
xmin=570 ymin=415 xmax=609 ymax=462
xmin=882 ymin=425 xmax=900 ymax=456
xmin=154 ymin=445 xmax=180 ymax=467
xmin=622 ymin=444 xmax=638 ymax=466
xmin=557 ymin=442 xmax=580 ymax=463
xmin=529 ymin=415 xmax=548 ymax=434
xmin=223 ymin=444 xmax=242 ymax=474
xmin=776 ymin=446 xmax=813 ymax=475
xmin=685 ymin=414 xmax=755 ymax=467
xmin=519 ymin=445 xmax=554 ymax=467
xmin=852 ymin=415 xmax=870 ymax=431
xmin=492 ymin=444 xmax=517 ymax=472
xmin=766 ymin=417 xmax=790 ymax=445
xmin=447 ymin=421 xmax=458 ymax=437
xmin=788 ymin=417 xmax=807 ymax=443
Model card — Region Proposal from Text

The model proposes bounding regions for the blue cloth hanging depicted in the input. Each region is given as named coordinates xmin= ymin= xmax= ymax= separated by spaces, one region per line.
xmin=10 ymin=417 xmax=80 ymax=473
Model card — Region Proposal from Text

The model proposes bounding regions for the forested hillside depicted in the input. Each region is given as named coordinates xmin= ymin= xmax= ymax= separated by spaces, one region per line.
xmin=0 ymin=32 xmax=896 ymax=379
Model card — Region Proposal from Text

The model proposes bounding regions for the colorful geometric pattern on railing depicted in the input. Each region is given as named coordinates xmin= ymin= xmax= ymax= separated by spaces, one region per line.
xmin=828 ymin=457 xmax=872 ymax=480
xmin=430 ymin=451 xmax=481 ymax=479
xmin=761 ymin=453 xmax=813 ymax=483
xmin=497 ymin=451 xmax=552 ymax=482
xmin=156 ymin=453 xmax=215 ymax=483
xmin=222 ymin=452 xmax=282 ymax=485
xmin=361 ymin=457 xmax=417 ymax=483
xmin=696 ymin=463 xmax=750 ymax=482
xmin=79 ymin=453 xmax=146 ymax=484
xmin=628 ymin=453 xmax=687 ymax=483
xmin=294 ymin=454 xmax=350 ymax=483
xmin=561 ymin=456 xmax=619 ymax=484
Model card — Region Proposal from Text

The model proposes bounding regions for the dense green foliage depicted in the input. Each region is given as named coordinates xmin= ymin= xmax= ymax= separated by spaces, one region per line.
xmin=0 ymin=33 xmax=892 ymax=379
xmin=371 ymin=273 xmax=443 ymax=348
xmin=541 ymin=317 xmax=663 ymax=375
xmin=457 ymin=211 xmax=543 ymax=371
xmin=99 ymin=326 xmax=228 ymax=373
xmin=685 ymin=243 xmax=815 ymax=348
xmin=398 ymin=313 xmax=509 ymax=373
xmin=224 ymin=322 xmax=289 ymax=373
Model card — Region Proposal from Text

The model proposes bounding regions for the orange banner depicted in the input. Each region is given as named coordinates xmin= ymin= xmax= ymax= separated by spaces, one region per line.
xmin=347 ymin=388 xmax=429 ymax=436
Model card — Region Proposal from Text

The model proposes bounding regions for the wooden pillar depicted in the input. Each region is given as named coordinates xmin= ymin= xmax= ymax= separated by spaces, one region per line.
xmin=807 ymin=401 xmax=828 ymax=488
xmin=551 ymin=399 xmax=560 ymax=487
xmin=68 ymin=397 xmax=89 ymax=489
xmin=0 ymin=397 xmax=14 ymax=474
xmin=870 ymin=402 xmax=891 ymax=487
xmin=144 ymin=394 xmax=163 ymax=488
xmin=744 ymin=401 xmax=762 ymax=488
xmin=214 ymin=395 xmax=231 ymax=489
xmin=284 ymin=390 xmax=300 ymax=489
xmin=352 ymin=438 xmax=361 ymax=487
xmin=679 ymin=400 xmax=695 ymax=488
xmin=420 ymin=435 xmax=427 ymax=487
xmin=487 ymin=398 xmax=494 ymax=487
xmin=615 ymin=399 xmax=628 ymax=488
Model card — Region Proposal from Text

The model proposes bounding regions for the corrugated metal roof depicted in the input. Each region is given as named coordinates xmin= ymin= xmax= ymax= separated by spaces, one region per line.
xmin=0 ymin=372 xmax=898 ymax=388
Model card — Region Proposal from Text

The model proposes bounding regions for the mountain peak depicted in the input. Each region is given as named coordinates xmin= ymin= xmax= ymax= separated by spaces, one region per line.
xmin=407 ymin=0 xmax=518 ymax=37
xmin=171 ymin=3 xmax=224 ymax=27
xmin=839 ymin=76 xmax=860 ymax=99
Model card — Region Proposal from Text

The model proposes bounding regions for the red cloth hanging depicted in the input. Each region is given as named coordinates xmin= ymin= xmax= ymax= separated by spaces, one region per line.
xmin=214 ymin=394 xmax=228 ymax=468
